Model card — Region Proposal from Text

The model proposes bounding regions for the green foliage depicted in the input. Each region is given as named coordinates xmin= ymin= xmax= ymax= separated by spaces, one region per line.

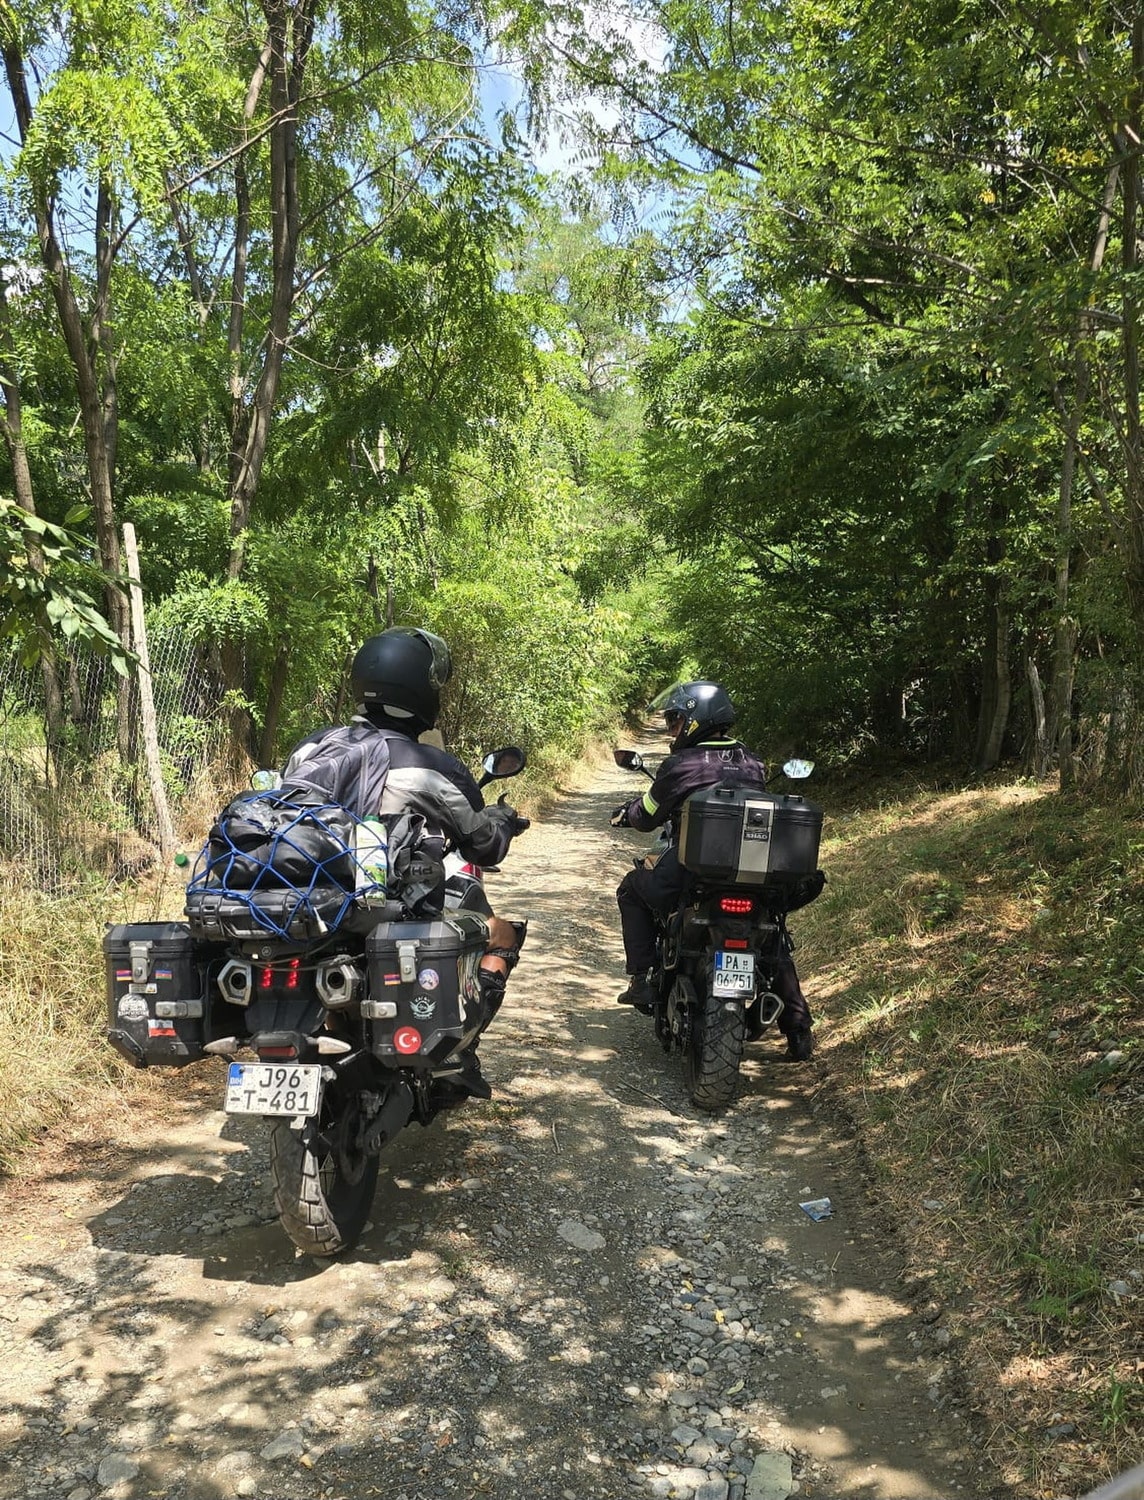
xmin=0 ymin=499 xmax=130 ymax=671
xmin=152 ymin=573 xmax=269 ymax=647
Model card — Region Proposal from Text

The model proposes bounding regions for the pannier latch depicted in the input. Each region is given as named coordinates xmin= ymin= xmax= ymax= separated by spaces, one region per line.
xmin=396 ymin=939 xmax=419 ymax=983
xmin=129 ymin=940 xmax=153 ymax=988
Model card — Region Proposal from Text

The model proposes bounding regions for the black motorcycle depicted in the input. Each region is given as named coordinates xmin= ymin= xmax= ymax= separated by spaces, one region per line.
xmin=105 ymin=747 xmax=527 ymax=1259
xmin=612 ymin=750 xmax=824 ymax=1111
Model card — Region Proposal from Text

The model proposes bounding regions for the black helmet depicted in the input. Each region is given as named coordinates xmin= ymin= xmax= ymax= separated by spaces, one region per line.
xmin=350 ymin=628 xmax=452 ymax=734
xmin=661 ymin=680 xmax=736 ymax=751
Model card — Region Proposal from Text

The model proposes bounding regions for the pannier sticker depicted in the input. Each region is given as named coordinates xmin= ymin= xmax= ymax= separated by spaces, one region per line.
xmin=411 ymin=996 xmax=436 ymax=1020
xmin=417 ymin=968 xmax=440 ymax=991
xmin=148 ymin=1021 xmax=177 ymax=1037
xmin=382 ymin=972 xmax=401 ymax=986
xmin=117 ymin=995 xmax=149 ymax=1021
xmin=154 ymin=967 xmax=173 ymax=980
xmin=115 ymin=969 xmax=132 ymax=982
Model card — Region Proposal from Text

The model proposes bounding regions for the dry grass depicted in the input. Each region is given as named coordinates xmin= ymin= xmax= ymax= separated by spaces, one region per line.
xmin=799 ymin=773 xmax=1143 ymax=1498
xmin=0 ymin=791 xmax=212 ymax=1174
xmin=0 ymin=877 xmax=138 ymax=1172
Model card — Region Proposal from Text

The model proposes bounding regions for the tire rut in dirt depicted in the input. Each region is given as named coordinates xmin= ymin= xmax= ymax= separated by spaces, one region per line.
xmin=269 ymin=1108 xmax=379 ymax=1258
xmin=683 ymin=984 xmax=745 ymax=1111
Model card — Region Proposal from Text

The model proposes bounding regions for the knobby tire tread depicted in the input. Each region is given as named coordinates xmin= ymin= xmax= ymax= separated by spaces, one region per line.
xmin=270 ymin=1115 xmax=378 ymax=1259
xmin=685 ymin=988 xmax=745 ymax=1112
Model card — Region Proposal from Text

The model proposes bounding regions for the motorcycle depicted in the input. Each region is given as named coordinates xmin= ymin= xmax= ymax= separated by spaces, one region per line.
xmin=612 ymin=749 xmax=824 ymax=1111
xmin=104 ymin=746 xmax=527 ymax=1259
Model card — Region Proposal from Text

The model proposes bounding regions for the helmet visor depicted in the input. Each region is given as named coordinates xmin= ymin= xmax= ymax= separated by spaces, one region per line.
xmin=412 ymin=629 xmax=451 ymax=689
xmin=648 ymin=683 xmax=684 ymax=713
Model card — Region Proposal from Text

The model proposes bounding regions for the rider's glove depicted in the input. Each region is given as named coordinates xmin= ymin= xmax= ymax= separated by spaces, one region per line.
xmin=611 ymin=802 xmax=631 ymax=828
xmin=492 ymin=797 xmax=530 ymax=837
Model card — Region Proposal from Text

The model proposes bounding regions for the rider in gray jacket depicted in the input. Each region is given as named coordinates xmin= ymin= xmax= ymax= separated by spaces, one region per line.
xmin=284 ymin=628 xmax=528 ymax=1097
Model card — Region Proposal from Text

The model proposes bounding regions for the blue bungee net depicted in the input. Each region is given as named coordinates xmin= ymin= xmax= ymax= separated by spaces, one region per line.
xmin=186 ymin=794 xmax=383 ymax=940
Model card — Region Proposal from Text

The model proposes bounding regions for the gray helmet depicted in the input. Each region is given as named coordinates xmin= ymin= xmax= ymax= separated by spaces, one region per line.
xmin=661 ymin=680 xmax=736 ymax=751
xmin=350 ymin=628 xmax=451 ymax=734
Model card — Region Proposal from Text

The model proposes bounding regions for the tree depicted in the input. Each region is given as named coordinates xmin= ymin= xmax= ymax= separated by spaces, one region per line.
xmin=539 ymin=0 xmax=1144 ymax=779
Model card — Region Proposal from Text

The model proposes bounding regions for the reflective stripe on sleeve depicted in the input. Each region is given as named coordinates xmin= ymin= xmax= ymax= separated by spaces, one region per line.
xmin=641 ymin=789 xmax=659 ymax=818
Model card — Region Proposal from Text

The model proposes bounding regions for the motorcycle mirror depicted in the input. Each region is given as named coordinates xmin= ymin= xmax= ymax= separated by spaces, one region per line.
xmin=480 ymin=745 xmax=527 ymax=785
xmin=251 ymin=769 xmax=282 ymax=791
xmin=782 ymin=758 xmax=815 ymax=780
xmin=613 ymin=749 xmax=644 ymax=772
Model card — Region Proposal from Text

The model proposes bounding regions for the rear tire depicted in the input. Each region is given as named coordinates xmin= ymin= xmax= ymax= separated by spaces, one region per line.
xmin=682 ymin=975 xmax=745 ymax=1112
xmin=270 ymin=1092 xmax=379 ymax=1259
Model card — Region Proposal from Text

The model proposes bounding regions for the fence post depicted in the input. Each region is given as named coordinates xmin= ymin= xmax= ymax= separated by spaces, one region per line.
xmin=122 ymin=524 xmax=176 ymax=859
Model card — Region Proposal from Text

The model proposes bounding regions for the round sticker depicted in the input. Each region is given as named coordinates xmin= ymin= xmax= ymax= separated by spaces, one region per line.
xmin=417 ymin=967 xmax=440 ymax=990
xmin=394 ymin=1026 xmax=422 ymax=1055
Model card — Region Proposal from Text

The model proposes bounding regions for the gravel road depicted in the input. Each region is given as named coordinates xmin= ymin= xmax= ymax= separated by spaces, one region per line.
xmin=0 ymin=748 xmax=1007 ymax=1500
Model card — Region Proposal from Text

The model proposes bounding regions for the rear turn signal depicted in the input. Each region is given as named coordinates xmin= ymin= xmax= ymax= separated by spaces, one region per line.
xmin=719 ymin=895 xmax=754 ymax=915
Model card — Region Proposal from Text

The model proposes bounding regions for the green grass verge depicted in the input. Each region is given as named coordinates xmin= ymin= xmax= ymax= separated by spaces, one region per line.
xmin=798 ymin=773 xmax=1143 ymax=1496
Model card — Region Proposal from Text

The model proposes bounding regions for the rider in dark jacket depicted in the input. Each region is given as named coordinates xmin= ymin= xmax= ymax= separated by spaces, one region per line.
xmin=283 ymin=628 xmax=529 ymax=1098
xmin=611 ymin=680 xmax=815 ymax=1061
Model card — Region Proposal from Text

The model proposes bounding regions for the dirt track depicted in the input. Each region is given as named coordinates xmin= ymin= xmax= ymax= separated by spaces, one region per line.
xmin=0 ymin=747 xmax=1007 ymax=1500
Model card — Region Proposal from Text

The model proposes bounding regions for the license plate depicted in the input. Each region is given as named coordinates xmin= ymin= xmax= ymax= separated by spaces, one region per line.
xmin=713 ymin=950 xmax=755 ymax=996
xmin=224 ymin=1062 xmax=323 ymax=1117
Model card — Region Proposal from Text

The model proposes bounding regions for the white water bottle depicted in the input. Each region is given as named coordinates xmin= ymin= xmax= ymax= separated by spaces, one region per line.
xmin=354 ymin=816 xmax=388 ymax=904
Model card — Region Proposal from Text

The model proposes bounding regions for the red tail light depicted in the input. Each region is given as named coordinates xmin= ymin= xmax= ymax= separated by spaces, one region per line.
xmin=259 ymin=1045 xmax=298 ymax=1059
xmin=719 ymin=895 xmax=754 ymax=915
xmin=258 ymin=957 xmax=301 ymax=991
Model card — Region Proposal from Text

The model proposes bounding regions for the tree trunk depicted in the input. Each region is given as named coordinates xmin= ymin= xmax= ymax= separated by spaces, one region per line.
xmin=123 ymin=524 xmax=176 ymax=858
xmin=1054 ymin=166 xmax=1119 ymax=791
xmin=0 ymin=298 xmax=66 ymax=761
xmin=1026 ymin=655 xmax=1049 ymax=777
xmin=225 ymin=1 xmax=312 ymax=571
xmin=0 ymin=30 xmax=130 ymax=676
xmin=973 ymin=487 xmax=1012 ymax=772
xmin=219 ymin=9 xmax=312 ymax=761
xmin=258 ymin=643 xmax=291 ymax=768
xmin=1120 ymin=18 xmax=1144 ymax=629
xmin=974 ymin=597 xmax=1011 ymax=772
xmin=332 ymin=647 xmax=354 ymax=722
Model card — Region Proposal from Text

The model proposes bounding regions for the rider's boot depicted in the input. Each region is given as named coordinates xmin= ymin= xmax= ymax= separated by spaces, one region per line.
xmin=616 ymin=971 xmax=657 ymax=1012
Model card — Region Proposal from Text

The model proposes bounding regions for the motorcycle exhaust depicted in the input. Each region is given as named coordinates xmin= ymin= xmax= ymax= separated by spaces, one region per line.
xmin=757 ymin=991 xmax=784 ymax=1027
xmin=316 ymin=957 xmax=364 ymax=1009
xmin=218 ymin=958 xmax=253 ymax=1005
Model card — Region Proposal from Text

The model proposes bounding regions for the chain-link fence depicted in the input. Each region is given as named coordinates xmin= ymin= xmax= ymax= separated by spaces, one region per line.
xmin=0 ymin=625 xmax=228 ymax=895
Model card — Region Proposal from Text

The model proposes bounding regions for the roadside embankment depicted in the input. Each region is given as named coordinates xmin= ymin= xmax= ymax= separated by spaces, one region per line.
xmin=796 ymin=774 xmax=1142 ymax=1497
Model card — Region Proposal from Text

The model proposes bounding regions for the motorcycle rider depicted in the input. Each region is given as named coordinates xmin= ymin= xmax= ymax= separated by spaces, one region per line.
xmin=611 ymin=680 xmax=816 ymax=1061
xmin=282 ymin=627 xmax=529 ymax=1099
